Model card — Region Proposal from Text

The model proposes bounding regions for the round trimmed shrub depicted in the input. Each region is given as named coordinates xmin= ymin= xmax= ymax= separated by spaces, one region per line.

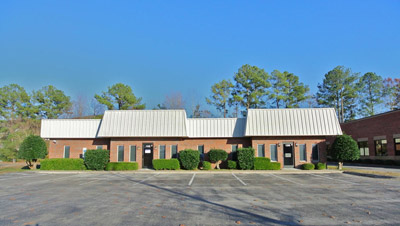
xmin=208 ymin=149 xmax=228 ymax=169
xmin=315 ymin=162 xmax=326 ymax=170
xmin=302 ymin=163 xmax=315 ymax=170
xmin=179 ymin=149 xmax=200 ymax=170
xmin=202 ymin=161 xmax=212 ymax=170
xmin=228 ymin=160 xmax=237 ymax=169
xmin=330 ymin=134 xmax=359 ymax=169
xmin=18 ymin=135 xmax=47 ymax=168
xmin=84 ymin=149 xmax=109 ymax=170
xmin=254 ymin=157 xmax=271 ymax=170
xmin=237 ymin=147 xmax=255 ymax=170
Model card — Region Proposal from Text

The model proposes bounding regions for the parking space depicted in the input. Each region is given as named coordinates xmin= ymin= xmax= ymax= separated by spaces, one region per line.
xmin=1 ymin=172 xmax=400 ymax=225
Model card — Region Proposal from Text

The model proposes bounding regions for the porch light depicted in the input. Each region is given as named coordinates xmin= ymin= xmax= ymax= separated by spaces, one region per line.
xmin=277 ymin=143 xmax=281 ymax=147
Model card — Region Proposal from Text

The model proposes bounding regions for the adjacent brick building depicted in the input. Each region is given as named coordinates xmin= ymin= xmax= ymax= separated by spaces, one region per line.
xmin=41 ymin=108 xmax=342 ymax=169
xmin=340 ymin=109 xmax=400 ymax=160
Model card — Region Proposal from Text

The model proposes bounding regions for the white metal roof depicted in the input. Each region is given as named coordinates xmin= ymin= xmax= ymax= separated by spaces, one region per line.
xmin=245 ymin=108 xmax=342 ymax=136
xmin=97 ymin=110 xmax=188 ymax=137
xmin=186 ymin=118 xmax=246 ymax=138
xmin=40 ymin=119 xmax=101 ymax=139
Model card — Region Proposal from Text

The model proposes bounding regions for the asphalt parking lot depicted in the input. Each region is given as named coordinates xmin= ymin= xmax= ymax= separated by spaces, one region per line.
xmin=1 ymin=172 xmax=400 ymax=226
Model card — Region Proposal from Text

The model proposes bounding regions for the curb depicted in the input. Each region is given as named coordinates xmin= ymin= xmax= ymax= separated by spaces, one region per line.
xmin=343 ymin=171 xmax=395 ymax=179
xmin=33 ymin=170 xmax=344 ymax=175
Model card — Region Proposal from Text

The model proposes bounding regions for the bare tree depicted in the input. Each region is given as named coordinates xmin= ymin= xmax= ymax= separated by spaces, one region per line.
xmin=157 ymin=92 xmax=185 ymax=109
xmin=90 ymin=98 xmax=106 ymax=116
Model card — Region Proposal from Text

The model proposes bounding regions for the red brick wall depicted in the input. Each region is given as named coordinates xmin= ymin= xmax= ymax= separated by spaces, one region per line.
xmin=47 ymin=138 xmax=110 ymax=159
xmin=340 ymin=110 xmax=400 ymax=160
xmin=251 ymin=136 xmax=327 ymax=169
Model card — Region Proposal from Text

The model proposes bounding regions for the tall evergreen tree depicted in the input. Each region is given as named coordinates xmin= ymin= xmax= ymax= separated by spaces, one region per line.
xmin=0 ymin=84 xmax=33 ymax=120
xmin=95 ymin=83 xmax=145 ymax=110
xmin=230 ymin=64 xmax=270 ymax=116
xmin=316 ymin=66 xmax=359 ymax=123
xmin=206 ymin=79 xmax=234 ymax=117
xmin=32 ymin=85 xmax=72 ymax=119
xmin=269 ymin=70 xmax=310 ymax=108
xmin=357 ymin=72 xmax=385 ymax=116
xmin=383 ymin=77 xmax=400 ymax=110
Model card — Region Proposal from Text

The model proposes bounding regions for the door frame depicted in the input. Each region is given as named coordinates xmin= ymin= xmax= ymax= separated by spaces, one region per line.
xmin=142 ymin=143 xmax=154 ymax=168
xmin=282 ymin=142 xmax=294 ymax=168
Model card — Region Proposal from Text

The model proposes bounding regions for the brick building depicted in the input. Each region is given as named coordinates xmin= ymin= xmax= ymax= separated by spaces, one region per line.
xmin=40 ymin=108 xmax=342 ymax=169
xmin=340 ymin=109 xmax=400 ymax=160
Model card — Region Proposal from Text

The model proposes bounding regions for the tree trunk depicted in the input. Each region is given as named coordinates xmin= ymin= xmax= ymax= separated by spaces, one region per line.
xmin=216 ymin=161 xmax=221 ymax=169
xmin=338 ymin=161 xmax=343 ymax=170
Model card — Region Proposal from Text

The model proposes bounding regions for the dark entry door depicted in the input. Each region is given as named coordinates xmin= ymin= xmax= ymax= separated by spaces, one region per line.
xmin=142 ymin=143 xmax=153 ymax=168
xmin=283 ymin=143 xmax=294 ymax=167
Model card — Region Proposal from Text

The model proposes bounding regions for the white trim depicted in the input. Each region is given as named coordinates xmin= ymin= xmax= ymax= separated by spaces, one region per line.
xmin=270 ymin=144 xmax=277 ymax=162
xmin=374 ymin=135 xmax=386 ymax=140
xmin=257 ymin=144 xmax=265 ymax=157
xmin=82 ymin=147 xmax=87 ymax=158
xmin=117 ymin=145 xmax=124 ymax=162
xmin=159 ymin=145 xmax=166 ymax=159
xmin=357 ymin=138 xmax=368 ymax=142
xmin=393 ymin=134 xmax=400 ymax=139
xmin=299 ymin=144 xmax=306 ymax=162
xmin=63 ymin=146 xmax=70 ymax=158
xmin=129 ymin=145 xmax=136 ymax=162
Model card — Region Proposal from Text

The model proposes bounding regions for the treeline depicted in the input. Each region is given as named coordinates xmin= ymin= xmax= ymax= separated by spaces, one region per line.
xmin=206 ymin=64 xmax=400 ymax=122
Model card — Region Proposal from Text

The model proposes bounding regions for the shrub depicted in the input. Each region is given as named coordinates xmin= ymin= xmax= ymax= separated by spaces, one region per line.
xmin=330 ymin=134 xmax=359 ymax=169
xmin=208 ymin=149 xmax=228 ymax=169
xmin=267 ymin=162 xmax=281 ymax=170
xmin=228 ymin=160 xmax=237 ymax=169
xmin=302 ymin=163 xmax=315 ymax=170
xmin=315 ymin=162 xmax=326 ymax=170
xmin=237 ymin=147 xmax=255 ymax=170
xmin=152 ymin=159 xmax=180 ymax=170
xmin=254 ymin=157 xmax=271 ymax=170
xmin=202 ymin=161 xmax=212 ymax=170
xmin=179 ymin=149 xmax=200 ymax=170
xmin=383 ymin=160 xmax=396 ymax=166
xmin=84 ymin=149 xmax=109 ymax=170
xmin=40 ymin=158 xmax=86 ymax=170
xmin=106 ymin=162 xmax=138 ymax=171
xmin=18 ymin=135 xmax=47 ymax=169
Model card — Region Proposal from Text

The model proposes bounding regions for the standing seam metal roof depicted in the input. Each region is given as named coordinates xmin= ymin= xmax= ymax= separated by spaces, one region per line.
xmin=40 ymin=119 xmax=101 ymax=138
xmin=186 ymin=118 xmax=246 ymax=138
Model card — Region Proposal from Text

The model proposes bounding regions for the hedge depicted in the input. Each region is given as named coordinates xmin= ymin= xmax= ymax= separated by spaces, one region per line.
xmin=106 ymin=162 xmax=138 ymax=171
xmin=179 ymin=149 xmax=200 ymax=170
xmin=315 ymin=162 xmax=326 ymax=170
xmin=202 ymin=161 xmax=212 ymax=170
xmin=84 ymin=149 xmax=110 ymax=170
xmin=208 ymin=149 xmax=228 ymax=169
xmin=254 ymin=157 xmax=271 ymax=170
xmin=228 ymin=160 xmax=237 ymax=169
xmin=302 ymin=163 xmax=315 ymax=170
xmin=152 ymin=159 xmax=180 ymax=170
xmin=40 ymin=158 xmax=86 ymax=170
xmin=237 ymin=147 xmax=255 ymax=170
xmin=267 ymin=162 xmax=281 ymax=170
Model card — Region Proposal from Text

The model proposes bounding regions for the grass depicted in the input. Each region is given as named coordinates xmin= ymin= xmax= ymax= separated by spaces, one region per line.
xmin=328 ymin=165 xmax=400 ymax=177
xmin=0 ymin=162 xmax=31 ymax=174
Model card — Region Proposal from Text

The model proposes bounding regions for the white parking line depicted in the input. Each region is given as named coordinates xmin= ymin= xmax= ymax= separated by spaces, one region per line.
xmin=131 ymin=173 xmax=160 ymax=185
xmin=311 ymin=174 xmax=357 ymax=184
xmin=232 ymin=173 xmax=247 ymax=186
xmin=270 ymin=174 xmax=303 ymax=186
xmin=188 ymin=173 xmax=196 ymax=186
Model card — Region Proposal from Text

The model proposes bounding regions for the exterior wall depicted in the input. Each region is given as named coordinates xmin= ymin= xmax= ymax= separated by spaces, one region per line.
xmin=251 ymin=136 xmax=327 ymax=169
xmin=109 ymin=137 xmax=251 ymax=169
xmin=47 ymin=138 xmax=110 ymax=159
xmin=340 ymin=110 xmax=400 ymax=160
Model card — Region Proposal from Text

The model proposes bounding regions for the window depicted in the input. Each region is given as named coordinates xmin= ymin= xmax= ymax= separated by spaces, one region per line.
xmin=257 ymin=144 xmax=265 ymax=157
xmin=64 ymin=146 xmax=70 ymax=158
xmin=395 ymin=138 xmax=400 ymax=156
xmin=358 ymin=141 xmax=369 ymax=156
xmin=130 ymin=145 xmax=136 ymax=162
xmin=231 ymin=145 xmax=238 ymax=160
xmin=171 ymin=145 xmax=178 ymax=158
xmin=231 ymin=145 xmax=238 ymax=152
xmin=375 ymin=140 xmax=387 ymax=156
xmin=198 ymin=145 xmax=204 ymax=161
xmin=299 ymin=144 xmax=306 ymax=161
xmin=117 ymin=145 xmax=124 ymax=162
xmin=96 ymin=145 xmax=103 ymax=150
xmin=82 ymin=148 xmax=87 ymax=159
xmin=270 ymin=144 xmax=277 ymax=161
xmin=159 ymin=145 xmax=166 ymax=159
xmin=312 ymin=144 xmax=319 ymax=161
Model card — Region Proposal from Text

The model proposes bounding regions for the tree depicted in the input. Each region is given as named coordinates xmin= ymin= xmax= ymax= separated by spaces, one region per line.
xmin=192 ymin=104 xmax=212 ymax=118
xmin=357 ymin=72 xmax=385 ymax=117
xmin=330 ymin=134 xmax=359 ymax=170
xmin=94 ymin=83 xmax=145 ymax=110
xmin=72 ymin=94 xmax=88 ymax=118
xmin=269 ymin=70 xmax=310 ymax=108
xmin=0 ymin=84 xmax=33 ymax=120
xmin=32 ymin=85 xmax=72 ymax=119
xmin=206 ymin=79 xmax=234 ymax=117
xmin=90 ymin=98 xmax=106 ymax=116
xmin=316 ymin=66 xmax=359 ymax=123
xmin=383 ymin=78 xmax=400 ymax=110
xmin=157 ymin=92 xmax=185 ymax=109
xmin=18 ymin=135 xmax=47 ymax=169
xmin=230 ymin=65 xmax=271 ymax=115
xmin=208 ymin=149 xmax=228 ymax=169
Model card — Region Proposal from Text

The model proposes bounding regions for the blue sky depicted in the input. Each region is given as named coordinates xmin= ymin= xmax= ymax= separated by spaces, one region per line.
xmin=0 ymin=0 xmax=399 ymax=115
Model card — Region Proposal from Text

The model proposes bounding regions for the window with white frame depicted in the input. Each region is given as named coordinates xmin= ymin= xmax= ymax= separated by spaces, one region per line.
xmin=159 ymin=145 xmax=166 ymax=159
xmin=171 ymin=145 xmax=178 ymax=158
xmin=130 ymin=145 xmax=136 ymax=162
xmin=270 ymin=144 xmax=277 ymax=161
xmin=312 ymin=144 xmax=319 ymax=161
xmin=64 ymin=146 xmax=70 ymax=158
xmin=257 ymin=144 xmax=265 ymax=157
xmin=299 ymin=144 xmax=306 ymax=161
xmin=117 ymin=145 xmax=124 ymax=162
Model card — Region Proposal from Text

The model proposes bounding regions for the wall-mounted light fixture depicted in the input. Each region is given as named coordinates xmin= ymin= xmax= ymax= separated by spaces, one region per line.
xmin=53 ymin=140 xmax=57 ymax=144
xmin=277 ymin=143 xmax=281 ymax=147
xmin=295 ymin=143 xmax=298 ymax=147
